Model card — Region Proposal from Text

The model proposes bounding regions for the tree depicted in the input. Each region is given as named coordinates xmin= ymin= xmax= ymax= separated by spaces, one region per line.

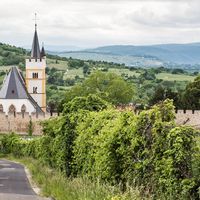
xmin=182 ymin=76 xmax=200 ymax=109
xmin=149 ymin=86 xmax=165 ymax=105
xmin=63 ymin=94 xmax=110 ymax=114
xmin=171 ymin=68 xmax=185 ymax=74
xmin=83 ymin=64 xmax=90 ymax=75
xmin=149 ymin=85 xmax=179 ymax=107
xmin=47 ymin=69 xmax=64 ymax=86
xmin=68 ymin=59 xmax=84 ymax=69
xmin=138 ymin=70 xmax=156 ymax=81
xmin=64 ymin=71 xmax=135 ymax=106
xmin=28 ymin=120 xmax=33 ymax=136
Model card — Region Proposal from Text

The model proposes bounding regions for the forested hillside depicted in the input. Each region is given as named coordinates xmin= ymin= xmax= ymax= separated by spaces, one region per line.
xmin=0 ymin=43 xmax=26 ymax=66
xmin=58 ymin=43 xmax=200 ymax=68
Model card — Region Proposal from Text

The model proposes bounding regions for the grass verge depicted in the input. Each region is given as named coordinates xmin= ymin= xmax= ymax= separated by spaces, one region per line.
xmin=2 ymin=156 xmax=147 ymax=200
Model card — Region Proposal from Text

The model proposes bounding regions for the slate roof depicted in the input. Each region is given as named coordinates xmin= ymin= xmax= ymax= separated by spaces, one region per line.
xmin=0 ymin=67 xmax=43 ymax=113
xmin=40 ymin=45 xmax=46 ymax=58
xmin=31 ymin=28 xmax=41 ymax=59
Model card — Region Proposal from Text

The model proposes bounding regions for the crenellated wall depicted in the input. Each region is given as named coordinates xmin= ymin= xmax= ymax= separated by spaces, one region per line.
xmin=0 ymin=112 xmax=58 ymax=135
xmin=1 ymin=109 xmax=200 ymax=135
xmin=117 ymin=106 xmax=200 ymax=129
xmin=175 ymin=110 xmax=200 ymax=129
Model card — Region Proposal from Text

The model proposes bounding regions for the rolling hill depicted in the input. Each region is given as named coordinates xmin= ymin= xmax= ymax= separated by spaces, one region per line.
xmin=56 ymin=43 xmax=200 ymax=68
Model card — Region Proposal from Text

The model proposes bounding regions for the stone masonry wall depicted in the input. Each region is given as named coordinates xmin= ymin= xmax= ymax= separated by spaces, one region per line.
xmin=175 ymin=110 xmax=200 ymax=129
xmin=0 ymin=112 xmax=57 ymax=135
xmin=118 ymin=107 xmax=200 ymax=129
xmin=1 ymin=109 xmax=200 ymax=135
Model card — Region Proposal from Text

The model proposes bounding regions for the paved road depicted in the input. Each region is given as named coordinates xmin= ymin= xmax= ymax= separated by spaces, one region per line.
xmin=0 ymin=160 xmax=49 ymax=200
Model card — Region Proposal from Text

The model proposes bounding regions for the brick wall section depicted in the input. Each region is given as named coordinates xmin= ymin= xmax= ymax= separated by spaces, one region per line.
xmin=0 ymin=112 xmax=57 ymax=135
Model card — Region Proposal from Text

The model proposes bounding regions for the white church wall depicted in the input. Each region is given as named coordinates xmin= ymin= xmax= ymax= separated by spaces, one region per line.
xmin=28 ymin=80 xmax=43 ymax=93
xmin=26 ymin=57 xmax=46 ymax=111
xmin=0 ymin=99 xmax=35 ymax=115
xmin=30 ymin=94 xmax=43 ymax=108
xmin=26 ymin=58 xmax=46 ymax=69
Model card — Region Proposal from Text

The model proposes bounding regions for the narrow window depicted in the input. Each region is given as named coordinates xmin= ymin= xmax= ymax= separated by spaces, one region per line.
xmin=33 ymin=87 xmax=38 ymax=94
xmin=21 ymin=104 xmax=26 ymax=118
xmin=32 ymin=73 xmax=38 ymax=79
xmin=9 ymin=104 xmax=16 ymax=117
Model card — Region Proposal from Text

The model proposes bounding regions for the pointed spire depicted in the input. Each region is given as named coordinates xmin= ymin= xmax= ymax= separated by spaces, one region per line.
xmin=40 ymin=43 xmax=46 ymax=58
xmin=31 ymin=13 xmax=40 ymax=59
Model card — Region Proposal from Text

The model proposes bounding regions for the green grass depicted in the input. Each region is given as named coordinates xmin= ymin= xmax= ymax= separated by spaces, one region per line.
xmin=108 ymin=68 xmax=140 ymax=77
xmin=156 ymin=73 xmax=196 ymax=82
xmin=0 ymin=66 xmax=12 ymax=71
xmin=63 ymin=68 xmax=140 ymax=80
xmin=57 ymin=85 xmax=72 ymax=90
xmin=0 ymin=75 xmax=5 ymax=84
xmin=47 ymin=59 xmax=68 ymax=70
xmin=3 ymin=156 xmax=147 ymax=200
xmin=64 ymin=68 xmax=84 ymax=79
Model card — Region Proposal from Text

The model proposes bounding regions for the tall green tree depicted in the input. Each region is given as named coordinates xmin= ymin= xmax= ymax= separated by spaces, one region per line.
xmin=149 ymin=85 xmax=179 ymax=107
xmin=182 ymin=76 xmax=200 ymax=109
xmin=64 ymin=71 xmax=134 ymax=105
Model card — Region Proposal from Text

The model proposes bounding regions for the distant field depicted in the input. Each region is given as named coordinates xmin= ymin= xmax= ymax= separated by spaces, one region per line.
xmin=108 ymin=68 xmax=140 ymax=77
xmin=0 ymin=66 xmax=12 ymax=71
xmin=64 ymin=68 xmax=84 ymax=79
xmin=47 ymin=59 xmax=68 ymax=70
xmin=57 ymin=86 xmax=71 ymax=90
xmin=63 ymin=68 xmax=141 ymax=80
xmin=58 ymin=52 xmax=164 ymax=67
xmin=0 ymin=63 xmax=196 ymax=83
xmin=156 ymin=73 xmax=196 ymax=82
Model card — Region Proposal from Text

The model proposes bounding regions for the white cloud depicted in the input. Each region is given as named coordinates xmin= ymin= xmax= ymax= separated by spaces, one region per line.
xmin=0 ymin=0 xmax=199 ymax=48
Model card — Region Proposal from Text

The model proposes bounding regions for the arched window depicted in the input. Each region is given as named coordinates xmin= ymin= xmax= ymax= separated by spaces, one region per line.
xmin=21 ymin=104 xmax=26 ymax=118
xmin=9 ymin=104 xmax=16 ymax=117
xmin=0 ymin=104 xmax=3 ymax=112
xmin=32 ymin=73 xmax=38 ymax=79
xmin=21 ymin=104 xmax=26 ymax=112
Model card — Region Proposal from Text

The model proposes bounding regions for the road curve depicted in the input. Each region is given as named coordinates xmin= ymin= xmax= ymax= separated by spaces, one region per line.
xmin=0 ymin=160 xmax=49 ymax=200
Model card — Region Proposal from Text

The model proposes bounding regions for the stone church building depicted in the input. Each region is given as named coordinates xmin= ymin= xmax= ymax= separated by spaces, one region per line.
xmin=0 ymin=23 xmax=46 ymax=116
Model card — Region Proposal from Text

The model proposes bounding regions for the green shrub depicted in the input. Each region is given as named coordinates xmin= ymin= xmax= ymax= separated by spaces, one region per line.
xmin=0 ymin=98 xmax=199 ymax=199
xmin=28 ymin=120 xmax=33 ymax=136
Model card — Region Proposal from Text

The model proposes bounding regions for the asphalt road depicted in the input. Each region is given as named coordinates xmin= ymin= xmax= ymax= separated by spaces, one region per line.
xmin=0 ymin=160 xmax=49 ymax=200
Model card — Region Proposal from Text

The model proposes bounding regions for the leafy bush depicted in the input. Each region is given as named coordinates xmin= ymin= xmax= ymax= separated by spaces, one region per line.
xmin=0 ymin=98 xmax=199 ymax=199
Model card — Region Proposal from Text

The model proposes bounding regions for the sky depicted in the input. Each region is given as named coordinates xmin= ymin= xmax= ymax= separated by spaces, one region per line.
xmin=0 ymin=0 xmax=200 ymax=49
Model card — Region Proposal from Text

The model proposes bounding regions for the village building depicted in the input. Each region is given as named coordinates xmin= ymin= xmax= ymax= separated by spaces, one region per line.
xmin=0 ymin=22 xmax=46 ymax=115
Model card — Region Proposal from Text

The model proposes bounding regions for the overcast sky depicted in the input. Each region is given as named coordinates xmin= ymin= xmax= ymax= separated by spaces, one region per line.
xmin=0 ymin=0 xmax=200 ymax=48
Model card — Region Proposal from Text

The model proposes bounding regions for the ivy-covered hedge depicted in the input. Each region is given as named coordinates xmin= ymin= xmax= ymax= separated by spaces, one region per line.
xmin=0 ymin=95 xmax=199 ymax=199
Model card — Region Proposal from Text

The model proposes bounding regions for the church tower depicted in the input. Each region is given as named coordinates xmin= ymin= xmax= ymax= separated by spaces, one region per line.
xmin=25 ymin=21 xmax=46 ymax=112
